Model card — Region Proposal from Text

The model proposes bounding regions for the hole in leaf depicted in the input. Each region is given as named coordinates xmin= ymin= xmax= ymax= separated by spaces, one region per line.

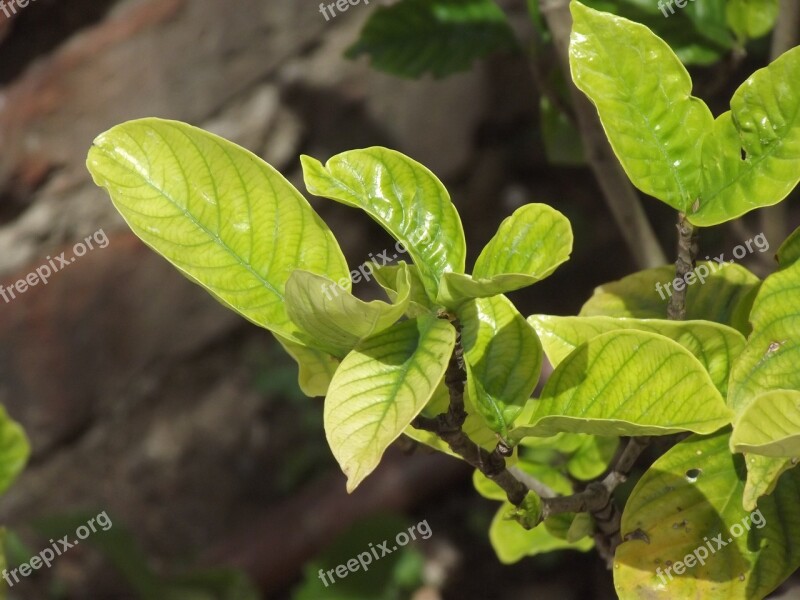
xmin=740 ymin=148 xmax=747 ymax=160
xmin=685 ymin=468 xmax=702 ymax=482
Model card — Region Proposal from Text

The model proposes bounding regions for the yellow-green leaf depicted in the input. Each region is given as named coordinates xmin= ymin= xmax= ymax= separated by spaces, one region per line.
xmin=87 ymin=118 xmax=349 ymax=345
xmin=273 ymin=334 xmax=340 ymax=397
xmin=731 ymin=390 xmax=800 ymax=457
xmin=301 ymin=147 xmax=466 ymax=301
xmin=512 ymin=330 xmax=732 ymax=439
xmin=615 ymin=431 xmax=800 ymax=599
xmin=569 ymin=2 xmax=713 ymax=211
xmin=285 ymin=265 xmax=411 ymax=357
xmin=325 ymin=316 xmax=455 ymax=492
xmin=529 ymin=315 xmax=746 ymax=394
xmin=459 ymin=295 xmax=543 ymax=436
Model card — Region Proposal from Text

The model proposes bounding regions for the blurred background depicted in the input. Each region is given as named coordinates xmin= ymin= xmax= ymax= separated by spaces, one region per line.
xmin=0 ymin=0 xmax=797 ymax=598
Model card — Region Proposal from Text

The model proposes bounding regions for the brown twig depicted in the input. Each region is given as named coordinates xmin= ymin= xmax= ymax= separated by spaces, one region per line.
xmin=667 ymin=212 xmax=699 ymax=320
xmin=412 ymin=321 xmax=529 ymax=507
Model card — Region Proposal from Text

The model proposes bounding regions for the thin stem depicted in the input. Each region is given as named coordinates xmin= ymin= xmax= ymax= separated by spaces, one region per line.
xmin=411 ymin=321 xmax=529 ymax=507
xmin=667 ymin=213 xmax=698 ymax=321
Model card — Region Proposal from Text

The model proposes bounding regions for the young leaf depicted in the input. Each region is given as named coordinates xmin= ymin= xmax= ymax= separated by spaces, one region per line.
xmin=690 ymin=46 xmax=800 ymax=226
xmin=324 ymin=316 xmax=456 ymax=492
xmin=615 ymin=431 xmax=800 ymax=599
xmin=285 ymin=265 xmax=411 ymax=357
xmin=529 ymin=315 xmax=746 ymax=394
xmin=569 ymin=2 xmax=713 ymax=211
xmin=301 ymin=148 xmax=466 ymax=301
xmin=436 ymin=203 xmax=573 ymax=307
xmin=579 ymin=262 xmax=760 ymax=335
xmin=731 ymin=390 xmax=800 ymax=457
xmin=0 ymin=406 xmax=29 ymax=496
xmin=273 ymin=334 xmax=340 ymax=397
xmin=475 ymin=462 xmax=593 ymax=563
xmin=777 ymin=225 xmax=800 ymax=269
xmin=459 ymin=295 xmax=543 ymax=436
xmin=512 ymin=330 xmax=732 ymax=440
xmin=87 ymin=118 xmax=349 ymax=345
xmin=372 ymin=261 xmax=437 ymax=317
xmin=345 ymin=0 xmax=517 ymax=79
xmin=727 ymin=260 xmax=800 ymax=507
xmin=725 ymin=0 xmax=779 ymax=41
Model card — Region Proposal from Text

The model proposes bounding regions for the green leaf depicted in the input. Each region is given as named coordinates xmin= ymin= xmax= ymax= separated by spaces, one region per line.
xmin=301 ymin=148 xmax=466 ymax=301
xmin=325 ymin=316 xmax=455 ymax=492
xmin=726 ymin=0 xmax=779 ymax=41
xmin=690 ymin=46 xmax=800 ymax=226
xmin=569 ymin=2 xmax=713 ymax=211
xmin=459 ymin=295 xmax=543 ymax=436
xmin=273 ymin=334 xmax=340 ymax=397
xmin=614 ymin=431 xmax=800 ymax=599
xmin=345 ymin=0 xmax=517 ymax=79
xmin=436 ymin=204 xmax=573 ymax=307
xmin=0 ymin=406 xmax=28 ymax=496
xmin=728 ymin=261 xmax=800 ymax=416
xmin=566 ymin=434 xmax=618 ymax=480
xmin=579 ymin=262 xmax=760 ymax=335
xmin=372 ymin=261 xmax=437 ymax=317
xmin=285 ymin=265 xmax=411 ymax=357
xmin=490 ymin=505 xmax=594 ymax=563
xmin=727 ymin=260 xmax=800 ymax=507
xmin=87 ymin=118 xmax=349 ymax=345
xmin=731 ymin=390 xmax=800 ymax=457
xmin=777 ymin=225 xmax=800 ymax=269
xmin=529 ymin=315 xmax=746 ymax=394
xmin=512 ymin=330 xmax=732 ymax=439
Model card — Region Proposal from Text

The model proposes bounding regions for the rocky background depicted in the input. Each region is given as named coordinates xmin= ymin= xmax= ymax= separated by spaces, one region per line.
xmin=0 ymin=1 xmax=794 ymax=598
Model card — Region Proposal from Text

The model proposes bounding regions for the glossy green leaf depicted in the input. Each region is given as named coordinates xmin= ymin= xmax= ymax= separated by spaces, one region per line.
xmin=690 ymin=46 xmax=800 ymax=226
xmin=273 ymin=334 xmax=340 ymax=397
xmin=731 ymin=390 xmax=800 ymax=457
xmin=0 ymin=406 xmax=28 ymax=496
xmin=325 ymin=316 xmax=455 ymax=492
xmin=87 ymin=118 xmax=349 ymax=345
xmin=459 ymin=295 xmax=543 ymax=436
xmin=777 ymin=226 xmax=800 ymax=269
xmin=285 ymin=266 xmax=411 ymax=357
xmin=301 ymin=148 xmax=466 ymax=301
xmin=726 ymin=0 xmax=779 ymax=41
xmin=372 ymin=261 xmax=437 ymax=317
xmin=569 ymin=2 xmax=713 ymax=211
xmin=614 ymin=431 xmax=800 ymax=599
xmin=512 ymin=330 xmax=732 ymax=440
xmin=345 ymin=0 xmax=517 ymax=79
xmin=579 ymin=262 xmax=760 ymax=335
xmin=727 ymin=260 xmax=800 ymax=507
xmin=529 ymin=315 xmax=746 ymax=394
xmin=436 ymin=204 xmax=573 ymax=307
